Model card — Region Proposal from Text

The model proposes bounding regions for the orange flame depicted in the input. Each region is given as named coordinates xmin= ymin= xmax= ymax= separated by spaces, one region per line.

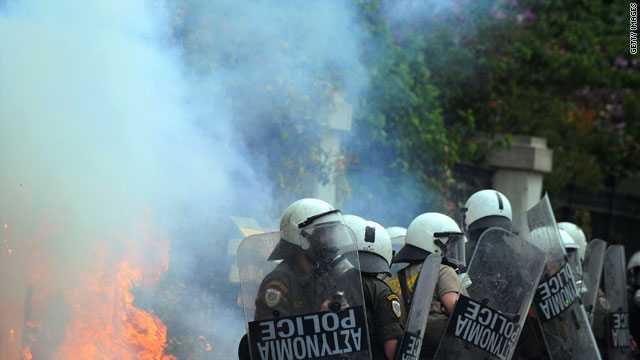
xmin=19 ymin=214 xmax=175 ymax=359
xmin=55 ymin=217 xmax=175 ymax=360
xmin=21 ymin=346 xmax=32 ymax=360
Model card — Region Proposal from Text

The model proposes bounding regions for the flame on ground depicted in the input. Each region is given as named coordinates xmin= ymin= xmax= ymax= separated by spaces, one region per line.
xmin=21 ymin=214 xmax=176 ymax=360
xmin=21 ymin=346 xmax=32 ymax=360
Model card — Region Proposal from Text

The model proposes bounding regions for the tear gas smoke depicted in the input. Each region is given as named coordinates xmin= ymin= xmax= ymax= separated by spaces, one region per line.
xmin=0 ymin=0 xmax=368 ymax=358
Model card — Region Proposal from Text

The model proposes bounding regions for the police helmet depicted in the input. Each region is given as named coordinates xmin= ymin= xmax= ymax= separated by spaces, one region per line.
xmin=344 ymin=216 xmax=393 ymax=274
xmin=394 ymin=212 xmax=466 ymax=268
xmin=269 ymin=198 xmax=344 ymax=260
xmin=462 ymin=190 xmax=512 ymax=235
xmin=558 ymin=222 xmax=587 ymax=261
xmin=385 ymin=226 xmax=406 ymax=253
xmin=628 ymin=251 xmax=640 ymax=288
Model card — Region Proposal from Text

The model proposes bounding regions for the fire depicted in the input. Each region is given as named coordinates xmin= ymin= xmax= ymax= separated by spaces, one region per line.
xmin=3 ymin=223 xmax=11 ymax=254
xmin=198 ymin=335 xmax=212 ymax=352
xmin=21 ymin=346 xmax=32 ymax=360
xmin=8 ymin=329 xmax=15 ymax=343
xmin=56 ymin=258 xmax=175 ymax=360
xmin=19 ymin=214 xmax=176 ymax=359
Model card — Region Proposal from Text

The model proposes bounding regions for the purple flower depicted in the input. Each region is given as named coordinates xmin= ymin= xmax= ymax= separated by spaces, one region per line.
xmin=492 ymin=9 xmax=507 ymax=20
xmin=517 ymin=10 xmax=536 ymax=24
xmin=614 ymin=56 xmax=629 ymax=68
xmin=610 ymin=104 xmax=624 ymax=118
xmin=523 ymin=10 xmax=536 ymax=22
xmin=613 ymin=122 xmax=626 ymax=131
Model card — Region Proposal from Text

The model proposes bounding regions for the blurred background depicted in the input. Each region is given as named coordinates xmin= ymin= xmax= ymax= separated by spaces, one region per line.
xmin=0 ymin=0 xmax=638 ymax=358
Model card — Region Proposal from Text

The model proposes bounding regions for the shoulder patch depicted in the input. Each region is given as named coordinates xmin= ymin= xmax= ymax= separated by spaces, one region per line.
xmin=264 ymin=288 xmax=282 ymax=307
xmin=598 ymin=296 xmax=610 ymax=311
xmin=387 ymin=294 xmax=399 ymax=302
xmin=392 ymin=299 xmax=402 ymax=318
xmin=266 ymin=280 xmax=288 ymax=293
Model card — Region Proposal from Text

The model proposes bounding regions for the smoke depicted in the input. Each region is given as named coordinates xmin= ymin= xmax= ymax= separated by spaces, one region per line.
xmin=0 ymin=0 xmax=367 ymax=358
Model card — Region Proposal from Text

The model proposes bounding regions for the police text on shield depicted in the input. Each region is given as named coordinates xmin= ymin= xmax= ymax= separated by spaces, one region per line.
xmin=248 ymin=307 xmax=366 ymax=360
xmin=449 ymin=295 xmax=519 ymax=360
xmin=535 ymin=263 xmax=579 ymax=322
xmin=607 ymin=312 xmax=631 ymax=348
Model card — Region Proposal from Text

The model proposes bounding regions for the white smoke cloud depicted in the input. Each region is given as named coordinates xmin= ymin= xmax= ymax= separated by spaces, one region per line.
xmin=0 ymin=0 xmax=368 ymax=357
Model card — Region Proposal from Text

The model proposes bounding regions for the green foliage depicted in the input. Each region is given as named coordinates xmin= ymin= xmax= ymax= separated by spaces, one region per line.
xmin=346 ymin=0 xmax=460 ymax=223
xmin=417 ymin=0 xmax=640 ymax=209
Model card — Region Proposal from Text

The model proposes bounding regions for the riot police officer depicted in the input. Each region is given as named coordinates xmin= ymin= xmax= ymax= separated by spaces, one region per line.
xmin=387 ymin=212 xmax=467 ymax=359
xmin=254 ymin=198 xmax=346 ymax=320
xmin=345 ymin=216 xmax=404 ymax=360
xmin=559 ymin=222 xmax=588 ymax=262
xmin=461 ymin=189 xmax=512 ymax=265
xmin=238 ymin=198 xmax=352 ymax=359
xmin=462 ymin=190 xmax=549 ymax=360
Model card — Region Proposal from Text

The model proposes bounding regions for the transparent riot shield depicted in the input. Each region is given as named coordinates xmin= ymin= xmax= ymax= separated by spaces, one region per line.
xmin=512 ymin=195 xmax=601 ymax=360
xmin=394 ymin=254 xmax=441 ymax=360
xmin=433 ymin=228 xmax=546 ymax=360
xmin=237 ymin=223 xmax=371 ymax=360
xmin=582 ymin=239 xmax=607 ymax=324
xmin=604 ymin=245 xmax=632 ymax=360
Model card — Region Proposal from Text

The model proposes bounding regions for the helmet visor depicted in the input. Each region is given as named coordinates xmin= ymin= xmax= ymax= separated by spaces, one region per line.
xmin=435 ymin=232 xmax=466 ymax=268
xmin=566 ymin=248 xmax=583 ymax=280
xmin=633 ymin=271 xmax=640 ymax=287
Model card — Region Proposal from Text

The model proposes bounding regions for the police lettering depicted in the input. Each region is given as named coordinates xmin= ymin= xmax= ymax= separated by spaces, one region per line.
xmin=396 ymin=332 xmax=421 ymax=360
xmin=448 ymin=295 xmax=518 ymax=360
xmin=608 ymin=312 xmax=631 ymax=349
xmin=249 ymin=307 xmax=367 ymax=359
xmin=534 ymin=263 xmax=579 ymax=322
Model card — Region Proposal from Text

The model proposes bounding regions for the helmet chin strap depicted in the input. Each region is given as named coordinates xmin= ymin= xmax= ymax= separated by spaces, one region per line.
xmin=433 ymin=238 xmax=447 ymax=256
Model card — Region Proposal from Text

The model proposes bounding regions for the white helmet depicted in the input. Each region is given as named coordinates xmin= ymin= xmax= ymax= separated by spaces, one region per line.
xmin=385 ymin=226 xmax=406 ymax=252
xmin=462 ymin=189 xmax=512 ymax=233
xmin=343 ymin=214 xmax=365 ymax=227
xmin=558 ymin=222 xmax=587 ymax=260
xmin=344 ymin=216 xmax=393 ymax=274
xmin=394 ymin=212 xmax=466 ymax=268
xmin=269 ymin=198 xmax=344 ymax=260
xmin=559 ymin=229 xmax=579 ymax=250
xmin=628 ymin=251 xmax=640 ymax=272
xmin=560 ymin=229 xmax=583 ymax=280
xmin=629 ymin=251 xmax=640 ymax=289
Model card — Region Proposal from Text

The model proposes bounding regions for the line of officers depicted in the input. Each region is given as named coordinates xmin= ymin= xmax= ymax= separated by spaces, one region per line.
xmin=237 ymin=190 xmax=640 ymax=360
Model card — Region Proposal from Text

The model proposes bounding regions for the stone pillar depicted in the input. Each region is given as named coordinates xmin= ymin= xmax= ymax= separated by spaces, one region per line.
xmin=315 ymin=92 xmax=352 ymax=206
xmin=489 ymin=135 xmax=553 ymax=216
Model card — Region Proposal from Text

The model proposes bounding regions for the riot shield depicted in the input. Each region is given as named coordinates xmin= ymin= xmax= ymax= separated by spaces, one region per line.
xmin=433 ymin=228 xmax=546 ymax=360
xmin=394 ymin=254 xmax=441 ymax=360
xmin=581 ymin=239 xmax=607 ymax=324
xmin=512 ymin=195 xmax=601 ymax=360
xmin=237 ymin=223 xmax=371 ymax=360
xmin=604 ymin=245 xmax=632 ymax=360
